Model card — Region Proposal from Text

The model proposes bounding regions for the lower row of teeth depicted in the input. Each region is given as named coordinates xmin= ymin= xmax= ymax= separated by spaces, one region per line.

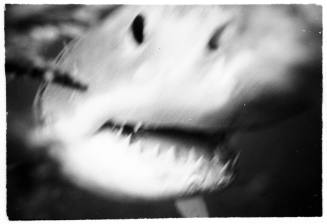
xmin=111 ymin=130 xmax=230 ymax=172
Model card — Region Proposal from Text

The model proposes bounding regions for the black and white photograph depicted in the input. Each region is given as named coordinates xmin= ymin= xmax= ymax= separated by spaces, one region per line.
xmin=3 ymin=1 xmax=324 ymax=221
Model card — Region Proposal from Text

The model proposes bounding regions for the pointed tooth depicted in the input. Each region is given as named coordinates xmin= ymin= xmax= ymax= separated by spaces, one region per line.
xmin=153 ymin=144 xmax=160 ymax=155
xmin=126 ymin=134 xmax=132 ymax=143
xmin=117 ymin=127 xmax=123 ymax=136
xmin=218 ymin=179 xmax=224 ymax=185
xmin=232 ymin=153 xmax=240 ymax=167
xmin=169 ymin=146 xmax=176 ymax=152
xmin=188 ymin=148 xmax=197 ymax=162
xmin=122 ymin=137 xmax=130 ymax=146
xmin=134 ymin=122 xmax=143 ymax=132
xmin=220 ymin=161 xmax=230 ymax=174
xmin=177 ymin=149 xmax=188 ymax=162
xmin=144 ymin=144 xmax=158 ymax=158
xmin=165 ymin=146 xmax=176 ymax=160
xmin=195 ymin=156 xmax=205 ymax=167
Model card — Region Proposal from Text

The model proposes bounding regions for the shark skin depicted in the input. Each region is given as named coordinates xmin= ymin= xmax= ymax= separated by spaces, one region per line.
xmin=31 ymin=5 xmax=321 ymax=216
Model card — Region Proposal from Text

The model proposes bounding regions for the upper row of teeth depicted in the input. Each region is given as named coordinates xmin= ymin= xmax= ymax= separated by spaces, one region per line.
xmin=111 ymin=129 xmax=229 ymax=170
xmin=113 ymin=121 xmax=144 ymax=135
xmin=108 ymin=122 xmax=236 ymax=173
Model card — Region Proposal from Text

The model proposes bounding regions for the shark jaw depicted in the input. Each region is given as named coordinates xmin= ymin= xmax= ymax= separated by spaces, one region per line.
xmin=35 ymin=115 xmax=238 ymax=201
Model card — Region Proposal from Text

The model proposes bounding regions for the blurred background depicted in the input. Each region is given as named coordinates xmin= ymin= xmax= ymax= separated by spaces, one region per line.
xmin=5 ymin=5 xmax=322 ymax=219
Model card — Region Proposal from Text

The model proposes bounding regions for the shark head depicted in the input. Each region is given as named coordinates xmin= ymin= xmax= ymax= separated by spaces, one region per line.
xmin=33 ymin=5 xmax=321 ymax=201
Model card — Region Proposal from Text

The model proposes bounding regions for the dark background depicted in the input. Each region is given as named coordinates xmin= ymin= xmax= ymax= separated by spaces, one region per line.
xmin=5 ymin=5 xmax=322 ymax=219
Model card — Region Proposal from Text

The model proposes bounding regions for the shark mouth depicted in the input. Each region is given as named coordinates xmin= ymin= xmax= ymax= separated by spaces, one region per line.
xmin=69 ymin=118 xmax=240 ymax=200
xmin=34 ymin=90 xmax=239 ymax=200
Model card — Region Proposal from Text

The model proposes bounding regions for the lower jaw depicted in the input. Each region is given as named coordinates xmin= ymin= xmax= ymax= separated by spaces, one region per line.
xmin=49 ymin=128 xmax=237 ymax=201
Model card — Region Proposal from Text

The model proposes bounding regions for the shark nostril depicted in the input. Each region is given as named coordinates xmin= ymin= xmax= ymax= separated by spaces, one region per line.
xmin=131 ymin=14 xmax=145 ymax=45
xmin=207 ymin=22 xmax=229 ymax=51
xmin=208 ymin=35 xmax=219 ymax=50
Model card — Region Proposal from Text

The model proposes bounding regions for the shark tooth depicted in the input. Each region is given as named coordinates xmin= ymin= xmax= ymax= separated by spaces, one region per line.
xmin=195 ymin=156 xmax=205 ymax=167
xmin=152 ymin=144 xmax=160 ymax=155
xmin=121 ymin=136 xmax=130 ymax=146
xmin=116 ymin=127 xmax=123 ymax=136
xmin=232 ymin=152 xmax=240 ymax=167
xmin=220 ymin=161 xmax=230 ymax=175
xmin=163 ymin=146 xmax=176 ymax=161
xmin=187 ymin=147 xmax=198 ymax=163
xmin=176 ymin=148 xmax=188 ymax=163
xmin=133 ymin=122 xmax=143 ymax=132
xmin=143 ymin=144 xmax=159 ymax=159
xmin=217 ymin=179 xmax=224 ymax=186
xmin=211 ymin=153 xmax=220 ymax=164
xmin=126 ymin=134 xmax=132 ymax=143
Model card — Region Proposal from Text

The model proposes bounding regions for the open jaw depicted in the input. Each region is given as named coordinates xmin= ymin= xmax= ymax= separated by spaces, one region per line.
xmin=48 ymin=115 xmax=240 ymax=201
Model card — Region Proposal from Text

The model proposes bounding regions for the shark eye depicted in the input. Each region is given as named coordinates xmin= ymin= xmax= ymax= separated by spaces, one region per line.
xmin=131 ymin=14 xmax=145 ymax=45
xmin=208 ymin=23 xmax=228 ymax=51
